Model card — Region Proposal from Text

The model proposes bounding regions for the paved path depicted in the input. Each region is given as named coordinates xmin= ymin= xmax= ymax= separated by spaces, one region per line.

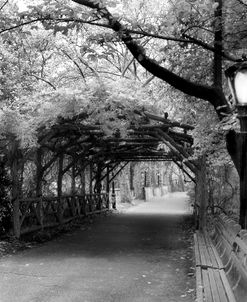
xmin=0 ymin=193 xmax=195 ymax=302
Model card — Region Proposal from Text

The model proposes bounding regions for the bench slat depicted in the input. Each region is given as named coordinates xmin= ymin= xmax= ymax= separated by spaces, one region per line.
xmin=202 ymin=269 xmax=214 ymax=302
xmin=196 ymin=231 xmax=223 ymax=269
xmin=212 ymin=269 xmax=229 ymax=302
xmin=197 ymin=231 xmax=213 ymax=268
xmin=195 ymin=230 xmax=236 ymax=302
xmin=196 ymin=266 xmax=204 ymax=302
xmin=219 ymin=269 xmax=237 ymax=302
xmin=203 ymin=234 xmax=221 ymax=269
xmin=194 ymin=233 xmax=202 ymax=267
xmin=207 ymin=268 xmax=221 ymax=302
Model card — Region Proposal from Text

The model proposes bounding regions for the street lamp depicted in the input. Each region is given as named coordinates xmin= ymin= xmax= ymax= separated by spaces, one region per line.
xmin=225 ymin=62 xmax=247 ymax=228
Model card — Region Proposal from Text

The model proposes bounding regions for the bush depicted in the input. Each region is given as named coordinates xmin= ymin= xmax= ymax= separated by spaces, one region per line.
xmin=0 ymin=159 xmax=11 ymax=236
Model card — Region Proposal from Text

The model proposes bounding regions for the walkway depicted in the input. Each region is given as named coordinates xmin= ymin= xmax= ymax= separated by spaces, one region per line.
xmin=0 ymin=193 xmax=195 ymax=302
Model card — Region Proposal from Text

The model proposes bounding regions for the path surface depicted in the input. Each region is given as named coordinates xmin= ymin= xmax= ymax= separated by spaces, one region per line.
xmin=0 ymin=192 xmax=195 ymax=302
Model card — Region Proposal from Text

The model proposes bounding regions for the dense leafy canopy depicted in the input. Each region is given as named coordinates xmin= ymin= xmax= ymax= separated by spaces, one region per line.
xmin=0 ymin=0 xmax=246 ymax=165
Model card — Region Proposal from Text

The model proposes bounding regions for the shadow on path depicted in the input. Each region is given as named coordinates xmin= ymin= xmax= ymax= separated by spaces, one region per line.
xmin=0 ymin=193 xmax=195 ymax=302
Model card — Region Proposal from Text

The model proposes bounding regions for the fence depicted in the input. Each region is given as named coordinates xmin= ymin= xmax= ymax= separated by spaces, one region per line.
xmin=14 ymin=193 xmax=109 ymax=237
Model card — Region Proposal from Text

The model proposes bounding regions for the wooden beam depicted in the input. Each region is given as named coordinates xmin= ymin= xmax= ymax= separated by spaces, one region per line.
xmin=173 ymin=160 xmax=195 ymax=183
xmin=109 ymin=162 xmax=129 ymax=183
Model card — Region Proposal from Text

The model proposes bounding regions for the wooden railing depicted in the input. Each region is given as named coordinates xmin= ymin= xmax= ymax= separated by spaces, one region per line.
xmin=16 ymin=193 xmax=109 ymax=236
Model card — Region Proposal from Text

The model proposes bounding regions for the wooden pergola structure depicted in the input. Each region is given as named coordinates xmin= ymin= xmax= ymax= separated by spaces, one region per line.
xmin=7 ymin=110 xmax=198 ymax=237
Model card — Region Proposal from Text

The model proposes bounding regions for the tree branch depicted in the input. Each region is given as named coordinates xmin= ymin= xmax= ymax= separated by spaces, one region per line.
xmin=28 ymin=73 xmax=56 ymax=90
xmin=236 ymin=0 xmax=247 ymax=8
xmin=0 ymin=16 xmax=239 ymax=63
xmin=71 ymin=0 xmax=230 ymax=116
xmin=61 ymin=49 xmax=86 ymax=82
xmin=0 ymin=0 xmax=8 ymax=11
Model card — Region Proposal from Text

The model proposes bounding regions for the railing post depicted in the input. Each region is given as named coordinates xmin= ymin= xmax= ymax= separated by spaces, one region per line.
xmin=112 ymin=181 xmax=116 ymax=209
xmin=106 ymin=165 xmax=110 ymax=209
xmin=36 ymin=148 xmax=44 ymax=228
xmin=80 ymin=163 xmax=86 ymax=215
xmin=71 ymin=160 xmax=76 ymax=217
xmin=89 ymin=162 xmax=93 ymax=212
xmin=57 ymin=154 xmax=64 ymax=223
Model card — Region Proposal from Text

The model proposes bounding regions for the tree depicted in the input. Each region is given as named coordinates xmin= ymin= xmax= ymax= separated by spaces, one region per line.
xmin=65 ymin=0 xmax=244 ymax=169
xmin=1 ymin=0 xmax=246 ymax=227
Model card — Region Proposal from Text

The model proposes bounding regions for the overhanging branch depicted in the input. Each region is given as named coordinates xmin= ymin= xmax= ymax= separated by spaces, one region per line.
xmin=71 ymin=0 xmax=230 ymax=116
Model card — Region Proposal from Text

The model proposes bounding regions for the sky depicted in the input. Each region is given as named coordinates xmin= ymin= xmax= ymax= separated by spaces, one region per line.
xmin=14 ymin=0 xmax=43 ymax=12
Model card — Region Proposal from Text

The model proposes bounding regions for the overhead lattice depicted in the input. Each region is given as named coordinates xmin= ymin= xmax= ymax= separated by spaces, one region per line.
xmin=37 ymin=110 xmax=196 ymax=181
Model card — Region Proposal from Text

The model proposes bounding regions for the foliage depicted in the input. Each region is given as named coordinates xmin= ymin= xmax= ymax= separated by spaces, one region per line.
xmin=0 ymin=0 xmax=245 ymax=227
xmin=0 ymin=159 xmax=11 ymax=236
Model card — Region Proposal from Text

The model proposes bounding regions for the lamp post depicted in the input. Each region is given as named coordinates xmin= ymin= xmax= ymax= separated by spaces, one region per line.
xmin=225 ymin=62 xmax=247 ymax=228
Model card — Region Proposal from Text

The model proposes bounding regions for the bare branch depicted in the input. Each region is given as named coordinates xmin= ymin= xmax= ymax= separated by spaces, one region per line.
xmin=28 ymin=73 xmax=57 ymax=90
xmin=0 ymin=16 xmax=240 ymax=63
xmin=61 ymin=49 xmax=86 ymax=82
xmin=0 ymin=0 xmax=8 ymax=11
xmin=71 ymin=0 xmax=230 ymax=116
xmin=236 ymin=0 xmax=247 ymax=8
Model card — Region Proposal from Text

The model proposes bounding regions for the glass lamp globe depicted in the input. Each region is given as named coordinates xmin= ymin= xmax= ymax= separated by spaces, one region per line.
xmin=234 ymin=69 xmax=247 ymax=105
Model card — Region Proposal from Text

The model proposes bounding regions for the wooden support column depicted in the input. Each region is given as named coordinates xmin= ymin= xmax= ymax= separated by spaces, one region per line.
xmin=144 ymin=170 xmax=147 ymax=187
xmin=106 ymin=164 xmax=110 ymax=209
xmin=95 ymin=162 xmax=102 ymax=194
xmin=80 ymin=163 xmax=86 ymax=195
xmin=57 ymin=153 xmax=64 ymax=223
xmin=71 ymin=158 xmax=76 ymax=216
xmin=89 ymin=161 xmax=93 ymax=212
xmin=10 ymin=140 xmax=21 ymax=238
xmin=71 ymin=158 xmax=76 ymax=195
xmin=95 ymin=162 xmax=102 ymax=210
xmin=80 ymin=162 xmax=86 ymax=215
xmin=35 ymin=148 xmax=44 ymax=228
xmin=112 ymin=180 xmax=116 ymax=209
xmin=130 ymin=162 xmax=134 ymax=192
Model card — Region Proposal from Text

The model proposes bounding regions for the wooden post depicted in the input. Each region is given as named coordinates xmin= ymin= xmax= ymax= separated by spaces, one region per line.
xmin=130 ymin=162 xmax=134 ymax=192
xmin=112 ymin=181 xmax=116 ymax=209
xmin=106 ymin=165 xmax=110 ymax=209
xmin=71 ymin=159 xmax=76 ymax=195
xmin=144 ymin=170 xmax=147 ymax=187
xmin=95 ymin=162 xmax=102 ymax=210
xmin=80 ymin=163 xmax=86 ymax=215
xmin=71 ymin=159 xmax=76 ymax=216
xmin=36 ymin=148 xmax=44 ymax=228
xmin=9 ymin=140 xmax=21 ymax=238
xmin=89 ymin=161 xmax=93 ymax=212
xmin=57 ymin=154 xmax=64 ymax=223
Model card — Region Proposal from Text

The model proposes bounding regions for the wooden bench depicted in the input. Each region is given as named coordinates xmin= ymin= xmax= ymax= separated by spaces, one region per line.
xmin=195 ymin=230 xmax=236 ymax=302
xmin=210 ymin=214 xmax=247 ymax=302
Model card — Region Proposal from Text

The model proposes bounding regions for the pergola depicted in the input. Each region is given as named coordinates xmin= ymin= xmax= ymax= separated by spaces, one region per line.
xmin=37 ymin=111 xmax=196 ymax=180
xmin=7 ymin=109 xmax=197 ymax=237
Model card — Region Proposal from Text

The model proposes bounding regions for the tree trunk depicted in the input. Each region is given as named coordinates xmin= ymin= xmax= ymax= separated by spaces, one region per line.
xmin=213 ymin=0 xmax=223 ymax=88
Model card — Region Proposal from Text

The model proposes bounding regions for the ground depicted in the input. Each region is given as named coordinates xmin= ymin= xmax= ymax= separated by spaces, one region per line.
xmin=0 ymin=192 xmax=195 ymax=302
